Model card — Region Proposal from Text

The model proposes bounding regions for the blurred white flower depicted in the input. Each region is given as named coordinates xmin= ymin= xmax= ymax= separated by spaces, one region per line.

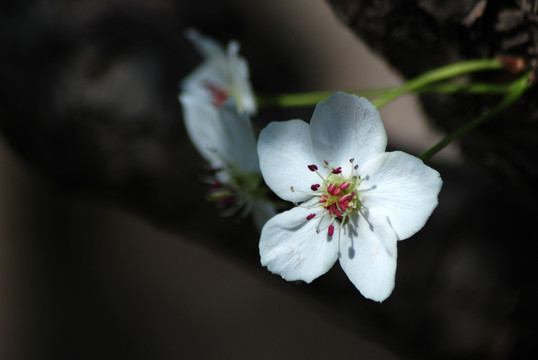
xmin=257 ymin=92 xmax=442 ymax=301
xmin=180 ymin=94 xmax=274 ymax=228
xmin=179 ymin=29 xmax=273 ymax=228
xmin=181 ymin=29 xmax=256 ymax=115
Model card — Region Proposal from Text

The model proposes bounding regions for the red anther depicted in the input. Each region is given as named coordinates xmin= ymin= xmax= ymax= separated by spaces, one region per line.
xmin=205 ymin=82 xmax=229 ymax=106
xmin=319 ymin=195 xmax=328 ymax=203
xmin=306 ymin=213 xmax=316 ymax=220
xmin=332 ymin=187 xmax=342 ymax=196
xmin=349 ymin=191 xmax=355 ymax=200
xmin=329 ymin=204 xmax=337 ymax=215
xmin=328 ymin=225 xmax=335 ymax=236
xmin=338 ymin=201 xmax=347 ymax=213
xmin=307 ymin=164 xmax=318 ymax=171
xmin=311 ymin=184 xmax=320 ymax=191
xmin=333 ymin=205 xmax=342 ymax=218
xmin=332 ymin=167 xmax=342 ymax=174
xmin=339 ymin=182 xmax=350 ymax=190
xmin=327 ymin=184 xmax=335 ymax=194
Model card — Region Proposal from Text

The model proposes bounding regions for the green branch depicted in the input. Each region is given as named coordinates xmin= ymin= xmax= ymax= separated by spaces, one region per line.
xmin=419 ymin=72 xmax=533 ymax=160
xmin=371 ymin=59 xmax=504 ymax=107
xmin=258 ymin=58 xmax=505 ymax=108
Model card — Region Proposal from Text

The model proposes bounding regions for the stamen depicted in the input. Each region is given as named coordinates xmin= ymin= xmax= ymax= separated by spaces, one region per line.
xmin=332 ymin=167 xmax=342 ymax=174
xmin=332 ymin=205 xmax=342 ymax=218
xmin=306 ymin=213 xmax=316 ymax=220
xmin=328 ymin=225 xmax=335 ymax=236
xmin=307 ymin=164 xmax=318 ymax=171
xmin=290 ymin=186 xmax=295 ymax=192
xmin=340 ymin=182 xmax=350 ymax=190
xmin=331 ymin=187 xmax=342 ymax=196
xmin=349 ymin=158 xmax=355 ymax=163
xmin=310 ymin=184 xmax=320 ymax=191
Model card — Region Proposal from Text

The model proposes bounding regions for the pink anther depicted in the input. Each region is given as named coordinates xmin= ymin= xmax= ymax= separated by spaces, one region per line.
xmin=339 ymin=182 xmax=351 ymax=190
xmin=332 ymin=167 xmax=342 ymax=174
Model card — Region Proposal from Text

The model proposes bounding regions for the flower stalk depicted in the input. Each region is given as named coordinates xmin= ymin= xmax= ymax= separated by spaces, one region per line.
xmin=258 ymin=58 xmax=506 ymax=108
xmin=419 ymin=71 xmax=534 ymax=160
xmin=371 ymin=58 xmax=504 ymax=107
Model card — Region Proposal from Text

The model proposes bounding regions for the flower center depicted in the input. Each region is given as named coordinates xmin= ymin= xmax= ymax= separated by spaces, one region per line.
xmin=319 ymin=177 xmax=359 ymax=220
xmin=302 ymin=159 xmax=363 ymax=237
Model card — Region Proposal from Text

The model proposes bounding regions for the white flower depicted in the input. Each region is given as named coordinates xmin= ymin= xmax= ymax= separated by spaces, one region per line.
xmin=179 ymin=93 xmax=274 ymax=229
xmin=257 ymin=92 xmax=442 ymax=302
xmin=181 ymin=29 xmax=256 ymax=115
xmin=179 ymin=30 xmax=273 ymax=228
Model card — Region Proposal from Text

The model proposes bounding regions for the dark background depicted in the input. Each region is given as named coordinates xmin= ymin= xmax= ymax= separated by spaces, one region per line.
xmin=1 ymin=0 xmax=536 ymax=359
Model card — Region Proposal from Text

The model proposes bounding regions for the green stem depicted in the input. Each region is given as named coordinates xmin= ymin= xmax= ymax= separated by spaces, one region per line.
xmin=419 ymin=72 xmax=533 ymax=160
xmin=257 ymin=88 xmax=387 ymax=108
xmin=258 ymin=59 xmax=505 ymax=108
xmin=371 ymin=59 xmax=504 ymax=108
xmin=420 ymin=82 xmax=509 ymax=95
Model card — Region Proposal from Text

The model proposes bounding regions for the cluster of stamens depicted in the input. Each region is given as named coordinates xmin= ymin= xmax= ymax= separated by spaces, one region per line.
xmin=206 ymin=171 xmax=237 ymax=207
xmin=319 ymin=182 xmax=355 ymax=219
xmin=294 ymin=159 xmax=363 ymax=238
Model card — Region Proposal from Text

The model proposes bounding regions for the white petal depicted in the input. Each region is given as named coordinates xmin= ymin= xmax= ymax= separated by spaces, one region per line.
xmin=217 ymin=99 xmax=259 ymax=174
xmin=226 ymin=41 xmax=257 ymax=115
xmin=181 ymin=30 xmax=231 ymax=110
xmin=258 ymin=120 xmax=325 ymax=202
xmin=185 ymin=29 xmax=226 ymax=62
xmin=182 ymin=30 xmax=256 ymax=115
xmin=260 ymin=206 xmax=338 ymax=283
xmin=310 ymin=92 xmax=387 ymax=170
xmin=359 ymin=151 xmax=442 ymax=241
xmin=179 ymin=92 xmax=224 ymax=167
xmin=181 ymin=62 xmax=227 ymax=98
xmin=179 ymin=94 xmax=258 ymax=173
xmin=251 ymin=200 xmax=277 ymax=232
xmin=339 ymin=214 xmax=398 ymax=302
xmin=182 ymin=29 xmax=228 ymax=95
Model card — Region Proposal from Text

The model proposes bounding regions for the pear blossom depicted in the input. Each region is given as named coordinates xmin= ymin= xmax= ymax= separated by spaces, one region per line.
xmin=257 ymin=92 xmax=442 ymax=302
xmin=179 ymin=30 xmax=273 ymax=228
xmin=181 ymin=29 xmax=256 ymax=115
xmin=179 ymin=94 xmax=274 ymax=229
